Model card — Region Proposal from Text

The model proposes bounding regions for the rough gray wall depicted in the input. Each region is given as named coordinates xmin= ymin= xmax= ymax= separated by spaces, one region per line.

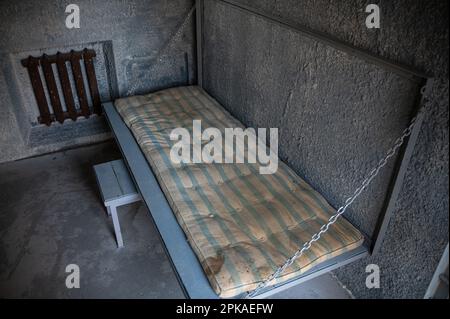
xmin=203 ymin=0 xmax=449 ymax=298
xmin=0 ymin=0 xmax=195 ymax=163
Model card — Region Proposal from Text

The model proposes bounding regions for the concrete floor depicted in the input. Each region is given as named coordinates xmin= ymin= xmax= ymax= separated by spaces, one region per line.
xmin=0 ymin=142 xmax=351 ymax=299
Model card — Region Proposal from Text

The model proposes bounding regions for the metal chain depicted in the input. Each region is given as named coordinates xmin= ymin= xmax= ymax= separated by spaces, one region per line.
xmin=246 ymin=100 xmax=427 ymax=298
xmin=126 ymin=5 xmax=195 ymax=97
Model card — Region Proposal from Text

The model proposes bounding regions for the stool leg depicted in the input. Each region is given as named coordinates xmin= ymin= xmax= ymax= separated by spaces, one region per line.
xmin=108 ymin=206 xmax=124 ymax=248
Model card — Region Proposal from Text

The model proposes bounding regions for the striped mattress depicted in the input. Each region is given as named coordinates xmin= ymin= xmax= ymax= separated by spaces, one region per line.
xmin=115 ymin=86 xmax=364 ymax=298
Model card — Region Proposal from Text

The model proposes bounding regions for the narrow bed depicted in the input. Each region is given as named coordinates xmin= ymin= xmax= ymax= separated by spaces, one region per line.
xmin=108 ymin=85 xmax=365 ymax=298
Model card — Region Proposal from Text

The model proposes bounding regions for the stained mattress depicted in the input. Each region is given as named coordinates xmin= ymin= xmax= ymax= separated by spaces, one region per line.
xmin=115 ymin=86 xmax=364 ymax=298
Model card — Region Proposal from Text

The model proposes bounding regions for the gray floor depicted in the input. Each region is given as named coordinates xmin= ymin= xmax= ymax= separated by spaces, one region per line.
xmin=0 ymin=142 xmax=351 ymax=299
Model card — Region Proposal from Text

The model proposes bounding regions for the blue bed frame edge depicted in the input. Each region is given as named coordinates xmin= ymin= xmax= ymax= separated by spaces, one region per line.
xmin=103 ymin=101 xmax=370 ymax=299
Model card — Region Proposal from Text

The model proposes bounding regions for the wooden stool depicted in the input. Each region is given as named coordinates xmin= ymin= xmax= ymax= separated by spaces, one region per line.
xmin=94 ymin=159 xmax=141 ymax=247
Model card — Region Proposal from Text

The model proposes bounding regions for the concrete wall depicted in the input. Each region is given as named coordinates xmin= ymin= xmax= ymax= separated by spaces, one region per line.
xmin=202 ymin=0 xmax=448 ymax=298
xmin=0 ymin=0 xmax=195 ymax=163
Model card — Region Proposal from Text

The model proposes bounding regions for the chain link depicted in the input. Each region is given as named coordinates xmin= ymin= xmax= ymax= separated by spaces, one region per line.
xmin=125 ymin=5 xmax=195 ymax=97
xmin=245 ymin=103 xmax=426 ymax=298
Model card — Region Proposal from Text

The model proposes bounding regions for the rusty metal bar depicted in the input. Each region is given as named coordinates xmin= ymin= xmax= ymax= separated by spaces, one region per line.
xmin=83 ymin=48 xmax=102 ymax=115
xmin=56 ymin=52 xmax=77 ymax=121
xmin=21 ymin=56 xmax=52 ymax=126
xmin=36 ymin=50 xmax=88 ymax=63
xmin=70 ymin=50 xmax=90 ymax=118
xmin=41 ymin=54 xmax=65 ymax=124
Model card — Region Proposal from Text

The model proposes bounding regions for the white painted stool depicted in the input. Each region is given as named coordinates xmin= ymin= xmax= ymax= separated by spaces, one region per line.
xmin=94 ymin=159 xmax=141 ymax=248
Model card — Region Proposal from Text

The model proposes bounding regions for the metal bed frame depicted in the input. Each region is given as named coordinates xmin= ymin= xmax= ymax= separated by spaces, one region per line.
xmin=103 ymin=0 xmax=431 ymax=298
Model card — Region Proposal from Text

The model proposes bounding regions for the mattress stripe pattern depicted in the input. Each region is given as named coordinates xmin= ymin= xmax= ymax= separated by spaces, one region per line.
xmin=115 ymin=86 xmax=364 ymax=297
